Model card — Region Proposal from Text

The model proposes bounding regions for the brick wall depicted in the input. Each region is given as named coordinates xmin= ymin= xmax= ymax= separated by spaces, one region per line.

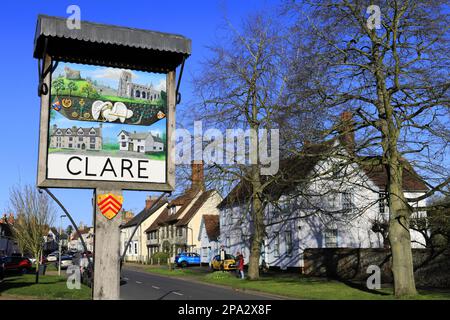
xmin=304 ymin=248 xmax=450 ymax=288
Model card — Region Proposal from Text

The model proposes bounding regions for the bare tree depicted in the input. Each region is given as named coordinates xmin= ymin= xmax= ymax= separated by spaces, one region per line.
xmin=9 ymin=185 xmax=55 ymax=283
xmin=191 ymin=12 xmax=325 ymax=279
xmin=285 ymin=0 xmax=449 ymax=296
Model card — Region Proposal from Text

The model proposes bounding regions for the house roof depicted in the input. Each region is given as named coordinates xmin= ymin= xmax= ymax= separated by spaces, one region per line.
xmin=120 ymin=199 xmax=167 ymax=229
xmin=360 ymin=156 xmax=428 ymax=191
xmin=71 ymin=228 xmax=90 ymax=240
xmin=34 ymin=15 xmax=191 ymax=73
xmin=202 ymin=215 xmax=220 ymax=241
xmin=145 ymin=188 xmax=215 ymax=232
xmin=218 ymin=141 xmax=334 ymax=209
xmin=118 ymin=131 xmax=164 ymax=143
xmin=52 ymin=126 xmax=101 ymax=137
xmin=218 ymin=140 xmax=429 ymax=208
xmin=175 ymin=190 xmax=215 ymax=226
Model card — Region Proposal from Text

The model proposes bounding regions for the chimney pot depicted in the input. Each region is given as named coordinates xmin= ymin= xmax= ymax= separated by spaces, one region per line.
xmin=191 ymin=160 xmax=205 ymax=191
xmin=145 ymin=195 xmax=155 ymax=210
xmin=338 ymin=111 xmax=355 ymax=153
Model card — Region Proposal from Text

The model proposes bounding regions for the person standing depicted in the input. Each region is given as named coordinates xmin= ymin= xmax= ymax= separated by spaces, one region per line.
xmin=237 ymin=252 xmax=245 ymax=280
xmin=219 ymin=246 xmax=226 ymax=272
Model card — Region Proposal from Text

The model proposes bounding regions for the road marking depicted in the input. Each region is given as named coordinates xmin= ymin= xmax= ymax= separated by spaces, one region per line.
xmin=152 ymin=286 xmax=160 ymax=289
xmin=123 ymin=277 xmax=129 ymax=280
xmin=173 ymin=291 xmax=183 ymax=296
xmin=136 ymin=281 xmax=143 ymax=284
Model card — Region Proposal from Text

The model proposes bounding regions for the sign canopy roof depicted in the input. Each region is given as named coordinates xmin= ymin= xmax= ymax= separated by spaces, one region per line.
xmin=34 ymin=15 xmax=191 ymax=73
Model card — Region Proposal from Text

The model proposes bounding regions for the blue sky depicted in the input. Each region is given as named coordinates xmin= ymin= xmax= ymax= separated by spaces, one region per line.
xmin=53 ymin=62 xmax=167 ymax=91
xmin=0 ymin=0 xmax=278 ymax=228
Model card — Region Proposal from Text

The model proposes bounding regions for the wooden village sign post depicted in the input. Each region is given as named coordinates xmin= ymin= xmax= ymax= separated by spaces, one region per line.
xmin=33 ymin=15 xmax=191 ymax=299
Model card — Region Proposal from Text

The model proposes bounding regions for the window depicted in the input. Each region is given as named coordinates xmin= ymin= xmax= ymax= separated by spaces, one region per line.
xmin=379 ymin=191 xmax=388 ymax=214
xmin=324 ymin=229 xmax=338 ymax=248
xmin=153 ymin=146 xmax=157 ymax=150
xmin=138 ymin=139 xmax=141 ymax=142
xmin=69 ymin=137 xmax=73 ymax=141
xmin=274 ymin=234 xmax=280 ymax=257
xmin=147 ymin=233 xmax=150 ymax=240
xmin=77 ymin=129 xmax=84 ymax=135
xmin=90 ymin=144 xmax=95 ymax=149
xmin=68 ymin=144 xmax=72 ymax=148
xmin=170 ymin=225 xmax=174 ymax=238
xmin=122 ymin=142 xmax=126 ymax=147
xmin=79 ymin=136 xmax=83 ymax=142
xmin=90 ymin=137 xmax=95 ymax=143
xmin=142 ymin=92 xmax=146 ymax=98
xmin=134 ymin=242 xmax=138 ymax=254
xmin=121 ymin=134 xmax=125 ymax=139
xmin=342 ymin=192 xmax=353 ymax=212
xmin=135 ymin=90 xmax=140 ymax=98
xmin=170 ymin=206 xmax=176 ymax=215
xmin=89 ymin=130 xmax=96 ymax=135
xmin=285 ymin=231 xmax=293 ymax=255
xmin=177 ymin=227 xmax=183 ymax=237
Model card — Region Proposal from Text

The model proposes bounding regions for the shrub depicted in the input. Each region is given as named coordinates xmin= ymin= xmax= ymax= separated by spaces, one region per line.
xmin=151 ymin=252 xmax=170 ymax=264
xmin=205 ymin=271 xmax=236 ymax=281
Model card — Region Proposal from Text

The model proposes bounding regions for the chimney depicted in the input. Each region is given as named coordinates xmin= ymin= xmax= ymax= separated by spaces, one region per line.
xmin=7 ymin=213 xmax=14 ymax=225
xmin=338 ymin=111 xmax=355 ymax=154
xmin=191 ymin=160 xmax=205 ymax=191
xmin=145 ymin=195 xmax=156 ymax=210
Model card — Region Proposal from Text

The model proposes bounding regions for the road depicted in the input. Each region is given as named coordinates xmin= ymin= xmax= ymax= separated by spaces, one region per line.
xmin=120 ymin=267 xmax=276 ymax=300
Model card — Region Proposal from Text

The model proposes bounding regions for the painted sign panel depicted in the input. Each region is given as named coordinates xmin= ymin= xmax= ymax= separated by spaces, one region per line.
xmin=46 ymin=62 xmax=167 ymax=185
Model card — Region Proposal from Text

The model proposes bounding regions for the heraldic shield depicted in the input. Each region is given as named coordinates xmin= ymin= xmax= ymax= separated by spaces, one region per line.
xmin=97 ymin=193 xmax=123 ymax=220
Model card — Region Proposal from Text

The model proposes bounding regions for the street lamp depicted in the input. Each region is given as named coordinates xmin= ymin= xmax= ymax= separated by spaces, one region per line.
xmin=58 ymin=214 xmax=66 ymax=276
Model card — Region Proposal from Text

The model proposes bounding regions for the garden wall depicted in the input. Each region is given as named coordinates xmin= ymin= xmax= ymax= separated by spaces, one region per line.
xmin=303 ymin=248 xmax=450 ymax=288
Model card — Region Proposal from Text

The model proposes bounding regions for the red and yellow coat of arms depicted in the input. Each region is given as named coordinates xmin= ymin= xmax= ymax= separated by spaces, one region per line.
xmin=97 ymin=193 xmax=123 ymax=220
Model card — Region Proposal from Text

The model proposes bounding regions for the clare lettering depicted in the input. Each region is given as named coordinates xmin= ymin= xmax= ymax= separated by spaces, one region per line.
xmin=121 ymin=159 xmax=134 ymax=178
xmin=85 ymin=157 xmax=96 ymax=176
xmin=138 ymin=160 xmax=149 ymax=179
xmin=67 ymin=156 xmax=82 ymax=175
xmin=100 ymin=158 xmax=118 ymax=177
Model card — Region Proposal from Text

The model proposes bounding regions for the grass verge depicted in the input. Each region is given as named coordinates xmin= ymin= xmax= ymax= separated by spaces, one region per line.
xmin=0 ymin=274 xmax=91 ymax=300
xmin=137 ymin=265 xmax=450 ymax=300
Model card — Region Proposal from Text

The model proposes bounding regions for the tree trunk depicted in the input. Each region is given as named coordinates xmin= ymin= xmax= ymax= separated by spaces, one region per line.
xmin=388 ymin=162 xmax=417 ymax=296
xmin=248 ymin=195 xmax=264 ymax=280
xmin=35 ymin=261 xmax=40 ymax=284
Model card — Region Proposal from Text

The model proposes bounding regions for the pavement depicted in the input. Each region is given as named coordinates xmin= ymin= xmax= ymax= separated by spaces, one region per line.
xmin=120 ymin=267 xmax=278 ymax=300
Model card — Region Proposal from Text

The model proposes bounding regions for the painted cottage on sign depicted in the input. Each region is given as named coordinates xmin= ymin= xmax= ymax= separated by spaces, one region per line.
xmin=118 ymin=130 xmax=164 ymax=153
xmin=50 ymin=124 xmax=103 ymax=151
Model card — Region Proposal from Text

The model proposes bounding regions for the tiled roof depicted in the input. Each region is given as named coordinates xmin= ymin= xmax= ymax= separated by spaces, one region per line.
xmin=121 ymin=199 xmax=167 ymax=228
xmin=219 ymin=140 xmax=429 ymax=208
xmin=175 ymin=190 xmax=215 ymax=226
xmin=145 ymin=188 xmax=215 ymax=232
xmin=361 ymin=157 xmax=428 ymax=191
xmin=203 ymin=215 xmax=220 ymax=241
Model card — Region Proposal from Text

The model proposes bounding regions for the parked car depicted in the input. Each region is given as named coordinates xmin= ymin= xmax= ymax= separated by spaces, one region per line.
xmin=46 ymin=251 xmax=60 ymax=262
xmin=175 ymin=252 xmax=201 ymax=267
xmin=55 ymin=255 xmax=73 ymax=269
xmin=210 ymin=254 xmax=236 ymax=271
xmin=2 ymin=256 xmax=32 ymax=274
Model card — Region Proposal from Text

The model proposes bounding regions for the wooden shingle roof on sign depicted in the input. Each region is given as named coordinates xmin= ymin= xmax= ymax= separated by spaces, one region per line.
xmin=34 ymin=15 xmax=191 ymax=73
